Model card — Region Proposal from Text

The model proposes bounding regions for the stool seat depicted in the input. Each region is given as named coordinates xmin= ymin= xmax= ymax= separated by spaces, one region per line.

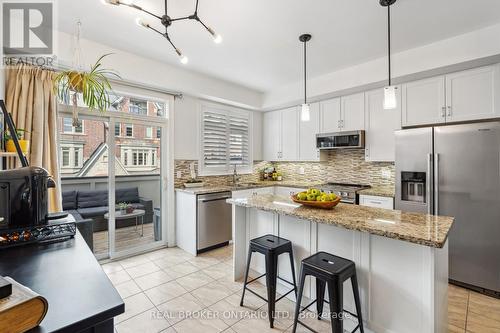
xmin=250 ymin=234 xmax=291 ymax=252
xmin=240 ymin=234 xmax=298 ymax=328
xmin=302 ymin=252 xmax=355 ymax=280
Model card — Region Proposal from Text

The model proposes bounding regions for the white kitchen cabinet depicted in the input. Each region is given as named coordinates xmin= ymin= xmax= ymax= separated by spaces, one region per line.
xmin=402 ymin=76 xmax=446 ymax=127
xmin=365 ymin=87 xmax=401 ymax=162
xmin=263 ymin=107 xmax=299 ymax=161
xmin=320 ymin=97 xmax=341 ymax=133
xmin=232 ymin=187 xmax=274 ymax=199
xmin=359 ymin=195 xmax=394 ymax=210
xmin=263 ymin=110 xmax=281 ymax=161
xmin=299 ymin=102 xmax=321 ymax=161
xmin=274 ymin=186 xmax=306 ymax=197
xmin=341 ymin=92 xmax=365 ymax=131
xmin=446 ymin=64 xmax=500 ymax=122
xmin=280 ymin=107 xmax=299 ymax=161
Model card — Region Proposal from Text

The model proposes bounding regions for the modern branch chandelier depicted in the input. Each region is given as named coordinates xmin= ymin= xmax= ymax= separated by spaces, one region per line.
xmin=102 ymin=0 xmax=222 ymax=64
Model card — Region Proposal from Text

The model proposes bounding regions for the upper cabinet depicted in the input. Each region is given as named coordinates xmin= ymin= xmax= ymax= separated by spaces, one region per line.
xmin=402 ymin=64 xmax=500 ymax=127
xmin=402 ymin=76 xmax=446 ymax=126
xmin=319 ymin=93 xmax=364 ymax=133
xmin=365 ymin=87 xmax=401 ymax=162
xmin=445 ymin=65 xmax=500 ymax=123
xmin=341 ymin=92 xmax=365 ymax=131
xmin=263 ymin=107 xmax=299 ymax=161
xmin=299 ymin=102 xmax=321 ymax=161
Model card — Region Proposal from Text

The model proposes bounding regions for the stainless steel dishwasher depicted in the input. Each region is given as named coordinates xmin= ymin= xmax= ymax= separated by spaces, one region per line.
xmin=197 ymin=191 xmax=232 ymax=252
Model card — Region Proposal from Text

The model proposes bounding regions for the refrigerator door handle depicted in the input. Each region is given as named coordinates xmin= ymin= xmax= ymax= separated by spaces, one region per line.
xmin=434 ymin=153 xmax=439 ymax=215
xmin=427 ymin=153 xmax=434 ymax=214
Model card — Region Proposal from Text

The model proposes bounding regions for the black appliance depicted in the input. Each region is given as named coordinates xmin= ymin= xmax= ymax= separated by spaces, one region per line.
xmin=0 ymin=167 xmax=56 ymax=229
xmin=316 ymin=130 xmax=365 ymax=150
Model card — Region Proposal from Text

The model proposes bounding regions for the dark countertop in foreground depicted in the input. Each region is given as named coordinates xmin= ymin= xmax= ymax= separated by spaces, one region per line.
xmin=227 ymin=194 xmax=454 ymax=248
xmin=0 ymin=231 xmax=124 ymax=333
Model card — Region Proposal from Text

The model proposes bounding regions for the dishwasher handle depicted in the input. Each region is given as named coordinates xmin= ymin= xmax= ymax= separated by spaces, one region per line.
xmin=198 ymin=196 xmax=231 ymax=203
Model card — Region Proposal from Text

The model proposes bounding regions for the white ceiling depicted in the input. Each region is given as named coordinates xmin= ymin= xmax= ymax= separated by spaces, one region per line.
xmin=58 ymin=0 xmax=500 ymax=93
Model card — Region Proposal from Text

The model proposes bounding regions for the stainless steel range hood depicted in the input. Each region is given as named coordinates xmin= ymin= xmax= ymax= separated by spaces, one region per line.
xmin=316 ymin=130 xmax=365 ymax=149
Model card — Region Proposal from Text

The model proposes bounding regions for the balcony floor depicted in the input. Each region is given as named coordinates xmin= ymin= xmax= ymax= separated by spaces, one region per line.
xmin=94 ymin=223 xmax=156 ymax=256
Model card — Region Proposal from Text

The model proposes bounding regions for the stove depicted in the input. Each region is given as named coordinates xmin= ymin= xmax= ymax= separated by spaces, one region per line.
xmin=319 ymin=182 xmax=371 ymax=204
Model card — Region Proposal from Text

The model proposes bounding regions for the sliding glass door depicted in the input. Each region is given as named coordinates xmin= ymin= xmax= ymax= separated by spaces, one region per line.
xmin=57 ymin=85 xmax=173 ymax=260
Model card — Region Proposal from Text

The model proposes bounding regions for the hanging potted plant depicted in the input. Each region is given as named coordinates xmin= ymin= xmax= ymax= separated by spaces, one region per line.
xmin=53 ymin=22 xmax=120 ymax=126
xmin=3 ymin=129 xmax=30 ymax=153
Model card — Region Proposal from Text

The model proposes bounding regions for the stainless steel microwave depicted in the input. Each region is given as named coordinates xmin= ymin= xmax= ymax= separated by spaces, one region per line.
xmin=316 ymin=130 xmax=365 ymax=149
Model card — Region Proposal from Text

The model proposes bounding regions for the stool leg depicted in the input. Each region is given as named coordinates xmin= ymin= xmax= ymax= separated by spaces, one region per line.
xmin=288 ymin=246 xmax=298 ymax=299
xmin=292 ymin=266 xmax=306 ymax=333
xmin=351 ymin=273 xmax=364 ymax=333
xmin=316 ymin=278 xmax=326 ymax=320
xmin=327 ymin=280 xmax=343 ymax=333
xmin=240 ymin=248 xmax=253 ymax=307
xmin=265 ymin=252 xmax=278 ymax=328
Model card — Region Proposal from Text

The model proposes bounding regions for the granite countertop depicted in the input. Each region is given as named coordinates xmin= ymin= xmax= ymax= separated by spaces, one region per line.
xmin=175 ymin=181 xmax=321 ymax=195
xmin=358 ymin=185 xmax=395 ymax=198
xmin=227 ymin=194 xmax=454 ymax=248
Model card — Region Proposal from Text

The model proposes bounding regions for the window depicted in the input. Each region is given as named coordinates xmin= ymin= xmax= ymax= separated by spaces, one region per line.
xmin=146 ymin=127 xmax=153 ymax=139
xmin=156 ymin=128 xmax=161 ymax=138
xmin=125 ymin=124 xmax=133 ymax=137
xmin=200 ymin=105 xmax=252 ymax=175
xmin=60 ymin=144 xmax=83 ymax=169
xmin=63 ymin=118 xmax=83 ymax=134
xmin=121 ymin=147 xmax=158 ymax=167
xmin=129 ymin=99 xmax=148 ymax=115
xmin=115 ymin=123 xmax=121 ymax=136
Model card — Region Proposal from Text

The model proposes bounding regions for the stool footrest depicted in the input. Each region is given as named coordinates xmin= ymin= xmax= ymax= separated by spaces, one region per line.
xmin=277 ymin=276 xmax=296 ymax=287
xmin=246 ymin=273 xmax=266 ymax=285
xmin=244 ymin=287 xmax=268 ymax=303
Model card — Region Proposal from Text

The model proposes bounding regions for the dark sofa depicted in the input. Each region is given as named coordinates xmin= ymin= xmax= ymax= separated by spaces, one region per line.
xmin=63 ymin=187 xmax=153 ymax=232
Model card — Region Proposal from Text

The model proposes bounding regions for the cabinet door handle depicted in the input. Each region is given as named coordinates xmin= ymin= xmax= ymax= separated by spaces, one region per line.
xmin=441 ymin=106 xmax=446 ymax=118
xmin=447 ymin=106 xmax=452 ymax=117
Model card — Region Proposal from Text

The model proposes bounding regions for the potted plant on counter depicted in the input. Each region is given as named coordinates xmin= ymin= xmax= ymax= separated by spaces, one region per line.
xmin=3 ymin=129 xmax=29 ymax=154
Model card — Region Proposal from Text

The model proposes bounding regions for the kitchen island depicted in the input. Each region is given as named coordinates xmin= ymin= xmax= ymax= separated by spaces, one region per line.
xmin=228 ymin=194 xmax=454 ymax=333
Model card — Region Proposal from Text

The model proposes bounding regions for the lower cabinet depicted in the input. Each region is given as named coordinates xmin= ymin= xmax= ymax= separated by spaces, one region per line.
xmin=359 ymin=195 xmax=394 ymax=210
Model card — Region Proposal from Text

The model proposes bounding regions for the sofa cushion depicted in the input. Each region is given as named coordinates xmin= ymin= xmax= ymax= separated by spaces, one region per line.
xmin=78 ymin=189 xmax=108 ymax=208
xmin=62 ymin=190 xmax=77 ymax=210
xmin=129 ymin=203 xmax=145 ymax=210
xmin=77 ymin=206 xmax=109 ymax=218
xmin=115 ymin=187 xmax=140 ymax=204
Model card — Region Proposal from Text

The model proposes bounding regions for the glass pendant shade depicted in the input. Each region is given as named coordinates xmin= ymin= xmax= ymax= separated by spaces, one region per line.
xmin=383 ymin=86 xmax=397 ymax=110
xmin=301 ymin=104 xmax=311 ymax=122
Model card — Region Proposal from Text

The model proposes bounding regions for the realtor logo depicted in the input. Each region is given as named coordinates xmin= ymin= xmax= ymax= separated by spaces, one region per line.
xmin=2 ymin=2 xmax=53 ymax=55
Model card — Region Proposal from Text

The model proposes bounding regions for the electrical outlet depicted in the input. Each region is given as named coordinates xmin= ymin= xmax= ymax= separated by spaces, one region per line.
xmin=382 ymin=169 xmax=392 ymax=179
xmin=298 ymin=167 xmax=305 ymax=175
xmin=176 ymin=171 xmax=182 ymax=179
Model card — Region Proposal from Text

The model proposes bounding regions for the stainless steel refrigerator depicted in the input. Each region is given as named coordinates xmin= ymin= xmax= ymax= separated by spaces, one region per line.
xmin=395 ymin=122 xmax=500 ymax=296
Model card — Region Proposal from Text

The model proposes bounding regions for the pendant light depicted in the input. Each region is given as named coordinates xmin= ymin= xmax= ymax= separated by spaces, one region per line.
xmin=380 ymin=0 xmax=397 ymax=110
xmin=299 ymin=34 xmax=312 ymax=122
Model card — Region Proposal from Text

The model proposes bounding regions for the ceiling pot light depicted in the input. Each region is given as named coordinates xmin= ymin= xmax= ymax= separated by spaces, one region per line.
xmin=299 ymin=33 xmax=312 ymax=122
xmin=108 ymin=0 xmax=221 ymax=62
xmin=380 ymin=0 xmax=397 ymax=110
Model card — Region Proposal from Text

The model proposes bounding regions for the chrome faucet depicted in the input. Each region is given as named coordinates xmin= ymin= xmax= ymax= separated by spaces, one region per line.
xmin=232 ymin=165 xmax=241 ymax=185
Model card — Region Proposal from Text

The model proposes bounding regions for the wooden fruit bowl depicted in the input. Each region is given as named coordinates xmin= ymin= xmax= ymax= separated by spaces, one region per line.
xmin=291 ymin=194 xmax=341 ymax=210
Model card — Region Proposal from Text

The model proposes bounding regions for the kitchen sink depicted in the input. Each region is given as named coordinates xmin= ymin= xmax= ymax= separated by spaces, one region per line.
xmin=233 ymin=182 xmax=261 ymax=187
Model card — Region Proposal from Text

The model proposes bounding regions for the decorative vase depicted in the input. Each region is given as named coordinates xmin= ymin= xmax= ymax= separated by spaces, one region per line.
xmin=126 ymin=206 xmax=134 ymax=214
xmin=6 ymin=139 xmax=29 ymax=153
xmin=119 ymin=209 xmax=126 ymax=215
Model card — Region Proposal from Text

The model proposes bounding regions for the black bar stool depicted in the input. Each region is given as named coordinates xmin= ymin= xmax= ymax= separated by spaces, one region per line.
xmin=240 ymin=234 xmax=298 ymax=328
xmin=292 ymin=252 xmax=364 ymax=333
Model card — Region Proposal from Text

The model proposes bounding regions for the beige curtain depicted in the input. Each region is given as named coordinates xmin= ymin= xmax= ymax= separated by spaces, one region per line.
xmin=5 ymin=64 xmax=62 ymax=212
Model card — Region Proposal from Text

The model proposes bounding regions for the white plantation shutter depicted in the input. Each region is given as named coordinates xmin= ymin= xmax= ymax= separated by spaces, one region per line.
xmin=200 ymin=105 xmax=252 ymax=175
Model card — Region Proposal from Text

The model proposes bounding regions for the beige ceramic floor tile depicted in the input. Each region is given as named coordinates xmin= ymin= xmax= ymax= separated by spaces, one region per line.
xmin=119 ymin=253 xmax=152 ymax=269
xmin=125 ymin=261 xmax=161 ymax=279
xmin=190 ymin=281 xmax=234 ymax=307
xmin=114 ymin=280 xmax=142 ymax=299
xmin=468 ymin=291 xmax=500 ymax=324
xmin=203 ymin=263 xmax=233 ymax=280
xmin=209 ymin=298 xmax=257 ymax=326
xmin=145 ymin=280 xmax=189 ymax=306
xmin=230 ymin=310 xmax=289 ymax=333
xmin=156 ymin=293 xmax=206 ymax=325
xmin=466 ymin=312 xmax=500 ymax=333
xmin=115 ymin=309 xmax=171 ymax=333
xmin=135 ymin=270 xmax=174 ymax=290
xmin=154 ymin=255 xmax=190 ymax=269
xmin=102 ymin=261 xmax=124 ymax=274
xmin=217 ymin=275 xmax=244 ymax=293
xmin=116 ymin=293 xmax=155 ymax=324
xmin=448 ymin=285 xmax=469 ymax=329
xmin=173 ymin=314 xmax=229 ymax=333
xmin=176 ymin=271 xmax=214 ymax=291
xmin=188 ymin=256 xmax=221 ymax=269
xmin=165 ymin=261 xmax=200 ymax=279
xmin=448 ymin=324 xmax=465 ymax=333
xmin=107 ymin=270 xmax=132 ymax=285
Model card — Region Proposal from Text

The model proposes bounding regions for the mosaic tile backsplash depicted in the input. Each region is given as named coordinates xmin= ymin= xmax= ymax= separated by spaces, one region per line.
xmin=175 ymin=149 xmax=394 ymax=188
